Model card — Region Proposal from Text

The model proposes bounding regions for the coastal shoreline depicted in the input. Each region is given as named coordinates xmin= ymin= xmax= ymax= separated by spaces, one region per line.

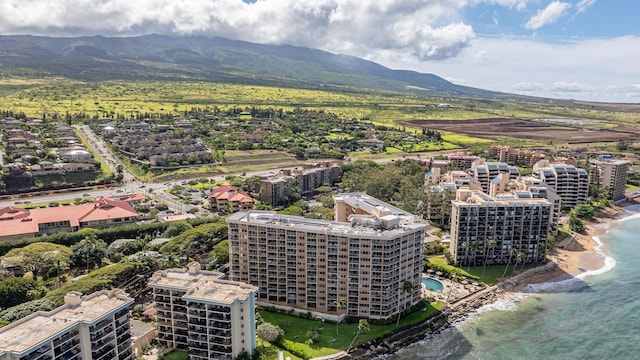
xmin=505 ymin=201 xmax=640 ymax=294
xmin=358 ymin=201 xmax=640 ymax=360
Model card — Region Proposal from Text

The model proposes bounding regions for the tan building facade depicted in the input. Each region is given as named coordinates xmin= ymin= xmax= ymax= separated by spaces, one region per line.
xmin=589 ymin=156 xmax=630 ymax=201
xmin=450 ymin=188 xmax=551 ymax=267
xmin=227 ymin=193 xmax=427 ymax=320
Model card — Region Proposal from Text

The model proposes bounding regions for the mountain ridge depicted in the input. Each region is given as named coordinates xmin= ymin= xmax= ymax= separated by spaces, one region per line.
xmin=0 ymin=34 xmax=544 ymax=102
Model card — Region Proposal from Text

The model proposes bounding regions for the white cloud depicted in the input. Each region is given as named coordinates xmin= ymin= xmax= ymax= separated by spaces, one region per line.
xmin=0 ymin=0 xmax=482 ymax=61
xmin=575 ymin=0 xmax=596 ymax=14
xmin=524 ymin=1 xmax=572 ymax=30
xmin=382 ymin=36 xmax=640 ymax=102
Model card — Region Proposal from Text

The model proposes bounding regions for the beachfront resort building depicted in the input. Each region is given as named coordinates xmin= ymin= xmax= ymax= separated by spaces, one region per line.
xmin=532 ymin=160 xmax=589 ymax=209
xmin=450 ymin=188 xmax=552 ymax=267
xmin=589 ymin=155 xmax=630 ymax=202
xmin=148 ymin=263 xmax=258 ymax=360
xmin=0 ymin=289 xmax=134 ymax=360
xmin=227 ymin=193 xmax=427 ymax=320
xmin=471 ymin=159 xmax=520 ymax=193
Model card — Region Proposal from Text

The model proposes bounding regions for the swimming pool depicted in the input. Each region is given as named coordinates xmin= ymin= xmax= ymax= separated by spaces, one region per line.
xmin=422 ymin=277 xmax=444 ymax=291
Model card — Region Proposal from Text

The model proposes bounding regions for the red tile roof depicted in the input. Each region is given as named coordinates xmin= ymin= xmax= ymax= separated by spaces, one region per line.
xmin=0 ymin=197 xmax=138 ymax=239
xmin=209 ymin=184 xmax=253 ymax=204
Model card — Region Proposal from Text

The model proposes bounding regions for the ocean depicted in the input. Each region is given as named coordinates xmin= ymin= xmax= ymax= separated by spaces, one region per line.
xmin=384 ymin=210 xmax=640 ymax=360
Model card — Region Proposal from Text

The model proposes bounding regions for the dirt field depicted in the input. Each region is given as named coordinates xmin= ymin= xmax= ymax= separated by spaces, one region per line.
xmin=400 ymin=118 xmax=638 ymax=143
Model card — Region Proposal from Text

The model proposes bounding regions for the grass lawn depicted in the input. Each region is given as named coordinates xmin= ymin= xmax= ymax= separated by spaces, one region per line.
xmin=161 ymin=349 xmax=188 ymax=360
xmin=427 ymin=256 xmax=544 ymax=285
xmin=259 ymin=302 xmax=445 ymax=359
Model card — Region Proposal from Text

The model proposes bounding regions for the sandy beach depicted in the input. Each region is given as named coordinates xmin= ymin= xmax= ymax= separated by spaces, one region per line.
xmin=507 ymin=201 xmax=640 ymax=293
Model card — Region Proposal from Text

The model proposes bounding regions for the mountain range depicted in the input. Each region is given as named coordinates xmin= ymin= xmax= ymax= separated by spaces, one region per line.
xmin=0 ymin=34 xmax=530 ymax=99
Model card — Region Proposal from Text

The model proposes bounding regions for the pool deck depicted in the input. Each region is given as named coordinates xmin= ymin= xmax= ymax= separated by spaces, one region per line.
xmin=421 ymin=274 xmax=485 ymax=304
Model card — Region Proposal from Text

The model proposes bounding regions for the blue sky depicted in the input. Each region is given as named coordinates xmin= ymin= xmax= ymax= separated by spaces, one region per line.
xmin=0 ymin=0 xmax=638 ymax=102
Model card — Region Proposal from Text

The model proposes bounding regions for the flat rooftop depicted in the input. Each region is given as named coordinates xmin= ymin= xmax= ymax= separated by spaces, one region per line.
xmin=149 ymin=265 xmax=256 ymax=305
xmin=227 ymin=210 xmax=427 ymax=238
xmin=0 ymin=290 xmax=133 ymax=355
xmin=184 ymin=279 xmax=258 ymax=305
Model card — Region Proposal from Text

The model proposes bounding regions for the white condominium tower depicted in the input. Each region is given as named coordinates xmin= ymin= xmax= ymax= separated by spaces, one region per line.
xmin=148 ymin=263 xmax=258 ymax=360
xmin=532 ymin=160 xmax=589 ymax=209
xmin=0 ymin=289 xmax=134 ymax=360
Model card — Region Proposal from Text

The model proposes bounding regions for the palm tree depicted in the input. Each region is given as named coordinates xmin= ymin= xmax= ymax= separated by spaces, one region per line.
xmin=461 ymin=241 xmax=470 ymax=270
xmin=502 ymin=248 xmax=517 ymax=278
xmin=347 ymin=319 xmax=370 ymax=352
xmin=512 ymin=251 xmax=525 ymax=275
xmin=482 ymin=239 xmax=497 ymax=276
xmin=470 ymin=241 xmax=480 ymax=269
xmin=334 ymin=298 xmax=347 ymax=335
xmin=445 ymin=270 xmax=459 ymax=304
xmin=396 ymin=280 xmax=414 ymax=327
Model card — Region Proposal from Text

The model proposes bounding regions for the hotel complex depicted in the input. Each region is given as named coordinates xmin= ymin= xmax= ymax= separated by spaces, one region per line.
xmin=0 ymin=290 xmax=134 ymax=360
xmin=227 ymin=193 xmax=427 ymax=320
xmin=450 ymin=188 xmax=552 ymax=267
xmin=589 ymin=155 xmax=630 ymax=201
xmin=148 ymin=263 xmax=258 ymax=360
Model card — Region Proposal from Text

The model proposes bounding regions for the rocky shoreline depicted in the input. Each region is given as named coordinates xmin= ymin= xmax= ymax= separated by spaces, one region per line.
xmin=326 ymin=262 xmax=561 ymax=360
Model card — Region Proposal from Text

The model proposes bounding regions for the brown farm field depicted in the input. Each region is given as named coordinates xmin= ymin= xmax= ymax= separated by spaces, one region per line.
xmin=400 ymin=118 xmax=640 ymax=144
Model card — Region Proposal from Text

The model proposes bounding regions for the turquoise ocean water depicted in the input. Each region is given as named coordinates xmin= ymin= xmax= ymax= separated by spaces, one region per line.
xmin=385 ymin=209 xmax=640 ymax=360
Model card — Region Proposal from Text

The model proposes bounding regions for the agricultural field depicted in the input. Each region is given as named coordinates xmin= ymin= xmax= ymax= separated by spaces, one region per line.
xmin=400 ymin=118 xmax=640 ymax=144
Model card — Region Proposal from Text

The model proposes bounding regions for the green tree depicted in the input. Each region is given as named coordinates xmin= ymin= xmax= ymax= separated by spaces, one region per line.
xmin=2 ymin=242 xmax=72 ymax=278
xmin=396 ymin=280 xmax=413 ymax=327
xmin=483 ymin=239 xmax=497 ymax=276
xmin=256 ymin=322 xmax=284 ymax=346
xmin=334 ymin=298 xmax=347 ymax=335
xmin=347 ymin=319 xmax=370 ymax=352
xmin=445 ymin=270 xmax=460 ymax=304
xmin=278 ymin=206 xmax=304 ymax=217
xmin=208 ymin=240 xmax=229 ymax=269
xmin=502 ymin=249 xmax=518 ymax=278
xmin=571 ymin=204 xmax=595 ymax=218
xmin=0 ymin=278 xmax=44 ymax=309
xmin=70 ymin=236 xmax=109 ymax=271
xmin=569 ymin=216 xmax=586 ymax=233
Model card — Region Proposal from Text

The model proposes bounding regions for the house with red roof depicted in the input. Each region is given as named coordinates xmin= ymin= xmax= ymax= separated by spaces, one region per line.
xmin=208 ymin=184 xmax=254 ymax=213
xmin=0 ymin=197 xmax=139 ymax=241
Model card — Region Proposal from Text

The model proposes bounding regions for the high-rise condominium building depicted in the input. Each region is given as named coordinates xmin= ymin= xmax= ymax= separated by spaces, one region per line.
xmin=589 ymin=155 xmax=630 ymax=201
xmin=0 ymin=290 xmax=134 ymax=360
xmin=148 ymin=263 xmax=258 ymax=360
xmin=227 ymin=193 xmax=427 ymax=320
xmin=532 ymin=160 xmax=589 ymax=209
xmin=450 ymin=188 xmax=552 ymax=267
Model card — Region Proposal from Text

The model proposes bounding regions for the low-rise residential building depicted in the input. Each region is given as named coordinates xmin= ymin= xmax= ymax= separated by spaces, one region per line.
xmin=0 ymin=289 xmax=134 ymax=360
xmin=447 ymin=152 xmax=480 ymax=170
xmin=450 ymin=188 xmax=552 ymax=267
xmin=148 ymin=263 xmax=258 ymax=360
xmin=258 ymin=162 xmax=341 ymax=206
xmin=0 ymin=197 xmax=139 ymax=240
xmin=227 ymin=193 xmax=427 ymax=320
xmin=589 ymin=155 xmax=630 ymax=201
xmin=208 ymin=184 xmax=254 ymax=213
